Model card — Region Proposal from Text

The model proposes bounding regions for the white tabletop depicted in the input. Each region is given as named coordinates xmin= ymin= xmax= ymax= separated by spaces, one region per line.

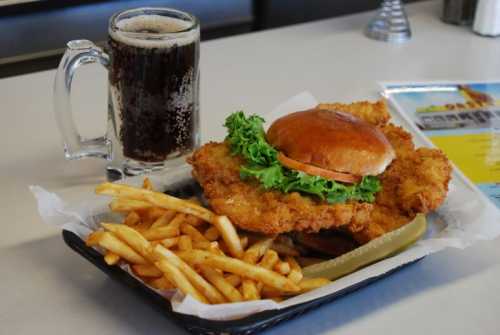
xmin=2 ymin=1 xmax=500 ymax=334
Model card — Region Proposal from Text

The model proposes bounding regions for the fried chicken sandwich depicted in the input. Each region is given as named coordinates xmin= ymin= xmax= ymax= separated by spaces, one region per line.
xmin=188 ymin=101 xmax=452 ymax=257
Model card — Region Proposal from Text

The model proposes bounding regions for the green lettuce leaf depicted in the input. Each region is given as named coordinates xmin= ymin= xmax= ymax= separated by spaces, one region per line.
xmin=224 ymin=111 xmax=381 ymax=204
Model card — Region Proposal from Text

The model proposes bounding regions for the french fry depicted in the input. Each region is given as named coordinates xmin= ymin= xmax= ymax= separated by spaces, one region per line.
xmin=188 ymin=197 xmax=201 ymax=205
xmin=134 ymin=221 xmax=153 ymax=233
xmin=142 ymin=177 xmax=154 ymax=191
xmin=261 ymin=285 xmax=282 ymax=298
xmin=242 ymin=279 xmax=261 ymax=301
xmin=204 ymin=226 xmax=220 ymax=241
xmin=224 ymin=274 xmax=242 ymax=287
xmin=150 ymin=211 xmax=176 ymax=228
xmin=109 ymin=198 xmax=153 ymax=212
xmin=132 ymin=264 xmax=163 ymax=277
xmin=242 ymin=238 xmax=273 ymax=295
xmin=177 ymin=250 xmax=299 ymax=293
xmin=185 ymin=198 xmax=204 ymax=225
xmin=85 ymin=231 xmax=103 ymax=246
xmin=184 ymin=213 xmax=205 ymax=226
xmin=213 ymin=216 xmax=244 ymax=258
xmin=167 ymin=213 xmax=184 ymax=230
xmin=274 ymin=261 xmax=291 ymax=275
xmin=178 ymin=235 xmax=192 ymax=251
xmin=101 ymin=223 xmax=153 ymax=261
xmin=298 ymin=278 xmax=330 ymax=293
xmin=240 ymin=236 xmax=249 ymax=250
xmin=86 ymin=231 xmax=147 ymax=264
xmin=180 ymin=223 xmax=208 ymax=243
xmin=208 ymin=242 xmax=225 ymax=256
xmin=199 ymin=265 xmax=243 ymax=303
xmin=271 ymin=241 xmax=300 ymax=257
xmin=142 ymin=222 xmax=180 ymax=241
xmin=192 ymin=240 xmax=211 ymax=250
xmin=286 ymin=256 xmax=303 ymax=284
xmin=160 ymin=237 xmax=180 ymax=249
xmin=143 ymin=207 xmax=169 ymax=222
xmin=262 ymin=281 xmax=321 ymax=297
xmin=258 ymin=250 xmax=279 ymax=270
xmin=154 ymin=245 xmax=225 ymax=304
xmin=104 ymin=251 xmax=120 ymax=265
xmin=96 ymin=183 xmax=215 ymax=222
xmin=150 ymin=240 xmax=161 ymax=248
xmin=155 ymin=260 xmax=208 ymax=303
xmin=149 ymin=276 xmax=174 ymax=290
xmin=123 ymin=211 xmax=141 ymax=226
xmin=256 ymin=250 xmax=280 ymax=290
xmin=243 ymin=238 xmax=275 ymax=264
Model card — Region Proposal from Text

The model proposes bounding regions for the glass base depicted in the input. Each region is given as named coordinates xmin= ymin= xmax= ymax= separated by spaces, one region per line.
xmin=123 ymin=160 xmax=166 ymax=176
xmin=105 ymin=154 xmax=191 ymax=181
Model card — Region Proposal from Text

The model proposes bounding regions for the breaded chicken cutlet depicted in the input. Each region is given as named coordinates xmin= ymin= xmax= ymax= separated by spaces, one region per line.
xmin=188 ymin=101 xmax=452 ymax=244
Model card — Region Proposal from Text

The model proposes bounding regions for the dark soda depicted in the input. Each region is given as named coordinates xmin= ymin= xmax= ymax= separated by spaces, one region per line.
xmin=108 ymin=15 xmax=199 ymax=162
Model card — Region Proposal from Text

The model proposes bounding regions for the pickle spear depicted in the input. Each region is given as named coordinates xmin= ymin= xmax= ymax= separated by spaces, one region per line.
xmin=302 ymin=214 xmax=427 ymax=280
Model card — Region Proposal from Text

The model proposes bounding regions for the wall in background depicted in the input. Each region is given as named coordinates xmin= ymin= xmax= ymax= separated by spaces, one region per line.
xmin=0 ymin=0 xmax=424 ymax=77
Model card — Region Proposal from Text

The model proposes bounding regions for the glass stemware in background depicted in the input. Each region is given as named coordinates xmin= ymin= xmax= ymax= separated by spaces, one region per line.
xmin=365 ymin=0 xmax=412 ymax=42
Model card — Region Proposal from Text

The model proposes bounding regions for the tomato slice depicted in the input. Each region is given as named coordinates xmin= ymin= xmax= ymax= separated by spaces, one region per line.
xmin=277 ymin=152 xmax=361 ymax=184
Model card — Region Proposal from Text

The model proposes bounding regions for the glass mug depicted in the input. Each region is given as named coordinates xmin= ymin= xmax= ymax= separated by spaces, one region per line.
xmin=54 ymin=7 xmax=200 ymax=180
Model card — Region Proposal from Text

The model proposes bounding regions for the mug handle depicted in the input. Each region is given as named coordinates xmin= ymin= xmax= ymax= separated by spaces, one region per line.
xmin=54 ymin=40 xmax=111 ymax=160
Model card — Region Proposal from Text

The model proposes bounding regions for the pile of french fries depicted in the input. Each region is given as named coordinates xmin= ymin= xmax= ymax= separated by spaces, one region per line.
xmin=86 ymin=178 xmax=330 ymax=304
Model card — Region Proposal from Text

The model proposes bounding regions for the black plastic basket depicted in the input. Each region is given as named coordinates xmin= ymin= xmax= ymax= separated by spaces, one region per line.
xmin=62 ymin=178 xmax=422 ymax=334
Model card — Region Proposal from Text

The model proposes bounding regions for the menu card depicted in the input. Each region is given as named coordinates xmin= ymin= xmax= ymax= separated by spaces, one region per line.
xmin=381 ymin=81 xmax=500 ymax=209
